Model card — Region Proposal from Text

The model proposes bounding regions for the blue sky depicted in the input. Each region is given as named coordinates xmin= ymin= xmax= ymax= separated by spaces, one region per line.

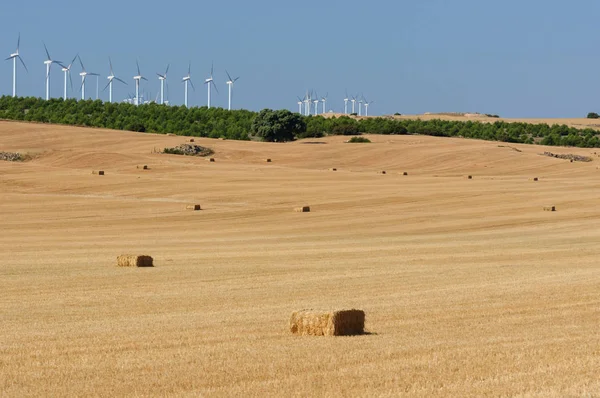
xmin=1 ymin=0 xmax=599 ymax=117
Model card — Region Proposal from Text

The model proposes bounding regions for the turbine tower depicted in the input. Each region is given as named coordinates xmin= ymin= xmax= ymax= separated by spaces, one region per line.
xmin=225 ymin=70 xmax=239 ymax=111
xmin=358 ymin=96 xmax=364 ymax=116
xmin=182 ymin=63 xmax=195 ymax=107
xmin=78 ymin=56 xmax=99 ymax=100
xmin=313 ymin=91 xmax=319 ymax=116
xmin=43 ymin=43 xmax=63 ymax=100
xmin=296 ymin=96 xmax=303 ymax=114
xmin=303 ymin=91 xmax=311 ymax=116
xmin=350 ymin=95 xmax=357 ymax=114
xmin=5 ymin=34 xmax=28 ymax=97
xmin=156 ymin=64 xmax=169 ymax=105
xmin=61 ymin=54 xmax=77 ymax=100
xmin=104 ymin=58 xmax=127 ymax=103
xmin=133 ymin=60 xmax=148 ymax=106
xmin=364 ymin=98 xmax=374 ymax=116
xmin=204 ymin=63 xmax=218 ymax=109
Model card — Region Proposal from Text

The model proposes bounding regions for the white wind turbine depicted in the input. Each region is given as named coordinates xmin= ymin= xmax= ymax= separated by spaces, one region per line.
xmin=350 ymin=95 xmax=357 ymax=114
xmin=132 ymin=60 xmax=148 ymax=106
xmin=343 ymin=90 xmax=349 ymax=115
xmin=296 ymin=96 xmax=303 ymax=114
xmin=364 ymin=99 xmax=374 ymax=116
xmin=43 ymin=43 xmax=63 ymax=100
xmin=204 ymin=63 xmax=218 ymax=109
xmin=78 ymin=56 xmax=99 ymax=100
xmin=303 ymin=91 xmax=311 ymax=116
xmin=156 ymin=64 xmax=169 ymax=105
xmin=104 ymin=58 xmax=127 ymax=103
xmin=320 ymin=92 xmax=328 ymax=114
xmin=358 ymin=96 xmax=364 ymax=116
xmin=225 ymin=70 xmax=239 ymax=111
xmin=182 ymin=62 xmax=195 ymax=107
xmin=61 ymin=54 xmax=77 ymax=100
xmin=313 ymin=91 xmax=319 ymax=116
xmin=5 ymin=34 xmax=28 ymax=97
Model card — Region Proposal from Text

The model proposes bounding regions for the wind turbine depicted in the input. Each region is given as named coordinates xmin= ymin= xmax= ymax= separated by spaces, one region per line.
xmin=182 ymin=62 xmax=195 ymax=107
xmin=303 ymin=91 xmax=311 ymax=116
xmin=156 ymin=64 xmax=169 ymax=105
xmin=5 ymin=34 xmax=28 ymax=97
xmin=364 ymin=97 xmax=374 ymax=116
xmin=358 ymin=96 xmax=364 ymax=116
xmin=343 ymin=90 xmax=349 ymax=115
xmin=204 ymin=63 xmax=218 ymax=109
xmin=43 ymin=43 xmax=63 ymax=100
xmin=78 ymin=56 xmax=99 ymax=100
xmin=225 ymin=70 xmax=239 ymax=111
xmin=350 ymin=95 xmax=357 ymax=114
xmin=104 ymin=58 xmax=127 ymax=103
xmin=61 ymin=54 xmax=77 ymax=100
xmin=313 ymin=91 xmax=319 ymax=116
xmin=296 ymin=96 xmax=303 ymax=114
xmin=133 ymin=60 xmax=148 ymax=106
xmin=321 ymin=92 xmax=328 ymax=114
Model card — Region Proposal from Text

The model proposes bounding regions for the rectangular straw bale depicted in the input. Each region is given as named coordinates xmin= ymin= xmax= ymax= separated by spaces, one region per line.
xmin=208 ymin=158 xmax=215 ymax=162
xmin=294 ymin=206 xmax=310 ymax=212
xmin=186 ymin=204 xmax=201 ymax=211
xmin=98 ymin=170 xmax=105 ymax=176
xmin=290 ymin=309 xmax=365 ymax=336
xmin=266 ymin=158 xmax=272 ymax=162
xmin=117 ymin=255 xmax=154 ymax=267
xmin=543 ymin=206 xmax=556 ymax=212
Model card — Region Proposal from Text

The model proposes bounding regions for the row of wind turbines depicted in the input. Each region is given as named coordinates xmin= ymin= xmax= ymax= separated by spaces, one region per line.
xmin=5 ymin=35 xmax=241 ymax=109
xmin=297 ymin=90 xmax=374 ymax=117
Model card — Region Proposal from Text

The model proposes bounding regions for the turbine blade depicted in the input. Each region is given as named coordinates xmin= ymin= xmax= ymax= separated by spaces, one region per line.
xmin=234 ymin=77 xmax=240 ymax=82
xmin=165 ymin=64 xmax=169 ymax=75
xmin=78 ymin=55 xmax=85 ymax=71
xmin=225 ymin=70 xmax=233 ymax=82
xmin=43 ymin=42 xmax=51 ymax=61
xmin=115 ymin=77 xmax=128 ymax=85
xmin=102 ymin=81 xmax=111 ymax=92
xmin=136 ymin=59 xmax=141 ymax=76
xmin=190 ymin=80 xmax=196 ymax=91
xmin=18 ymin=56 xmax=28 ymax=73
xmin=109 ymin=57 xmax=114 ymax=75
xmin=212 ymin=80 xmax=219 ymax=94
xmin=188 ymin=62 xmax=191 ymax=75
xmin=17 ymin=33 xmax=21 ymax=51
xmin=69 ymin=71 xmax=73 ymax=91
xmin=142 ymin=77 xmax=148 ymax=81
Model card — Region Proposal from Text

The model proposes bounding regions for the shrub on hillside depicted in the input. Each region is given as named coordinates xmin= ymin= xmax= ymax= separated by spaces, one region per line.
xmin=587 ymin=112 xmax=599 ymax=119
xmin=347 ymin=136 xmax=371 ymax=143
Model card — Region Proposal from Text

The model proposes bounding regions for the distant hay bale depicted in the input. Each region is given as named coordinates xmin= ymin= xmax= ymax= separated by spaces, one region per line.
xmin=403 ymin=172 xmax=408 ymax=176
xmin=532 ymin=177 xmax=539 ymax=181
xmin=116 ymin=255 xmax=153 ymax=267
xmin=98 ymin=170 xmax=104 ymax=176
xmin=543 ymin=206 xmax=556 ymax=212
xmin=379 ymin=171 xmax=386 ymax=175
xmin=209 ymin=158 xmax=215 ymax=162
xmin=266 ymin=158 xmax=272 ymax=162
xmin=143 ymin=165 xmax=148 ymax=170
xmin=190 ymin=138 xmax=195 ymax=142
xmin=467 ymin=175 xmax=472 ymax=179
xmin=186 ymin=204 xmax=201 ymax=211
xmin=290 ymin=309 xmax=365 ymax=336
xmin=294 ymin=206 xmax=310 ymax=212
xmin=329 ymin=168 xmax=337 ymax=171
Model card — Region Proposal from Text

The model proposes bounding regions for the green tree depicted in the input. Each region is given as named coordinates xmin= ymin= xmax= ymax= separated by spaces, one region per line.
xmin=250 ymin=109 xmax=306 ymax=142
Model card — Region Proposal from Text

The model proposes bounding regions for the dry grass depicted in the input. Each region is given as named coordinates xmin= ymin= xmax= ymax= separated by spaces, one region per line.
xmin=116 ymin=255 xmax=154 ymax=267
xmin=1 ymin=121 xmax=600 ymax=396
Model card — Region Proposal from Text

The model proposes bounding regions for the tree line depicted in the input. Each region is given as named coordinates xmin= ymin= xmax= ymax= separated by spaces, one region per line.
xmin=1 ymin=95 xmax=600 ymax=148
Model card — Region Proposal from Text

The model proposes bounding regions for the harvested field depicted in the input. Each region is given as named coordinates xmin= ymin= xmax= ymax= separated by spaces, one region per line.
xmin=1 ymin=121 xmax=600 ymax=397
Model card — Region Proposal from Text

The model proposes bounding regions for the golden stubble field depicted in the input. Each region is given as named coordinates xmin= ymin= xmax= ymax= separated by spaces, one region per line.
xmin=1 ymin=120 xmax=600 ymax=397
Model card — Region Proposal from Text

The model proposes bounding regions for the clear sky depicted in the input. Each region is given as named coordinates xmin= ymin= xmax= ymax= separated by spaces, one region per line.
xmin=1 ymin=0 xmax=599 ymax=117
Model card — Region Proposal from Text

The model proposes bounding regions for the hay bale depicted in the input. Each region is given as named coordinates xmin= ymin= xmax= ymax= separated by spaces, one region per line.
xmin=143 ymin=165 xmax=148 ymax=170
xmin=290 ymin=309 xmax=365 ymax=336
xmin=467 ymin=175 xmax=473 ymax=179
xmin=98 ymin=170 xmax=104 ymax=176
xmin=116 ymin=255 xmax=153 ymax=267
xmin=266 ymin=158 xmax=272 ymax=162
xmin=379 ymin=171 xmax=386 ymax=175
xmin=329 ymin=168 xmax=337 ymax=171
xmin=294 ymin=206 xmax=311 ymax=212
xmin=186 ymin=204 xmax=201 ymax=211
xmin=208 ymin=158 xmax=215 ymax=162
xmin=532 ymin=177 xmax=538 ymax=181
xmin=190 ymin=138 xmax=195 ymax=142
xmin=403 ymin=172 xmax=408 ymax=176
xmin=543 ymin=206 xmax=556 ymax=212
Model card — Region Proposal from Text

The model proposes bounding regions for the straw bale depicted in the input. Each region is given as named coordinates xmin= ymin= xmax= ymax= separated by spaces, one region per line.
xmin=290 ymin=309 xmax=365 ymax=336
xmin=532 ymin=177 xmax=538 ymax=181
xmin=190 ymin=138 xmax=195 ymax=142
xmin=329 ymin=168 xmax=337 ymax=171
xmin=266 ymin=158 xmax=272 ymax=162
xmin=143 ymin=165 xmax=148 ymax=170
xmin=543 ymin=206 xmax=556 ymax=212
xmin=186 ymin=204 xmax=201 ymax=211
xmin=294 ymin=206 xmax=310 ymax=212
xmin=116 ymin=255 xmax=154 ymax=267
xmin=403 ymin=172 xmax=408 ymax=176
xmin=209 ymin=158 xmax=215 ymax=162
xmin=467 ymin=175 xmax=472 ymax=179
xmin=98 ymin=170 xmax=105 ymax=176
xmin=380 ymin=171 xmax=386 ymax=175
